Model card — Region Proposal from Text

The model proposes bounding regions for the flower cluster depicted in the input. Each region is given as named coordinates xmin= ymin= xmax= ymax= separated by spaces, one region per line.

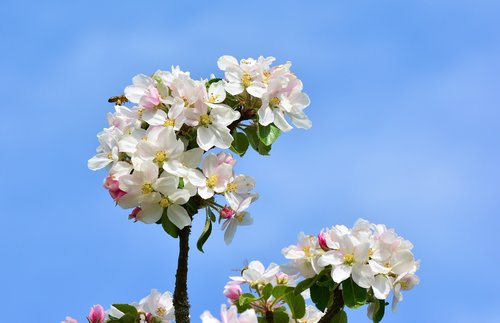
xmin=62 ymin=289 xmax=174 ymax=323
xmin=283 ymin=219 xmax=420 ymax=313
xmin=88 ymin=56 xmax=310 ymax=246
xmin=206 ymin=219 xmax=419 ymax=322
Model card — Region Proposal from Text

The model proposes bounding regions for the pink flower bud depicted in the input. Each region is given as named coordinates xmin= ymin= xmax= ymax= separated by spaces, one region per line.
xmin=276 ymin=272 xmax=289 ymax=285
xmin=220 ymin=207 xmax=235 ymax=219
xmin=62 ymin=317 xmax=78 ymax=323
xmin=87 ymin=305 xmax=105 ymax=323
xmin=129 ymin=207 xmax=142 ymax=221
xmin=217 ymin=152 xmax=236 ymax=166
xmin=223 ymin=282 xmax=242 ymax=304
xmin=318 ymin=231 xmax=329 ymax=251
xmin=104 ymin=175 xmax=126 ymax=202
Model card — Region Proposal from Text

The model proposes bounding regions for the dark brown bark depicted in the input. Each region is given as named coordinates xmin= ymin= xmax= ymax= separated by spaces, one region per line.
xmin=318 ymin=287 xmax=344 ymax=323
xmin=173 ymin=226 xmax=191 ymax=323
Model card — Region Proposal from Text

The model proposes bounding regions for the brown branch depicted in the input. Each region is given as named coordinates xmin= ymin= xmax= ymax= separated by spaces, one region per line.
xmin=173 ymin=226 xmax=191 ymax=323
xmin=318 ymin=287 xmax=344 ymax=323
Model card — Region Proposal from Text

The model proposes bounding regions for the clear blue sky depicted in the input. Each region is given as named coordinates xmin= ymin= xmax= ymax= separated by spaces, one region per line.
xmin=1 ymin=1 xmax=499 ymax=322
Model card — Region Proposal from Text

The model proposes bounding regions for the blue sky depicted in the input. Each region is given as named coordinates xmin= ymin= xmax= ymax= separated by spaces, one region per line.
xmin=1 ymin=1 xmax=499 ymax=322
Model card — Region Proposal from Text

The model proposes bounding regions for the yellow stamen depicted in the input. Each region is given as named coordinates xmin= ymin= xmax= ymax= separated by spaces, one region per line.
xmin=107 ymin=152 xmax=113 ymax=160
xmin=269 ymin=97 xmax=281 ymax=107
xmin=141 ymin=183 xmax=153 ymax=194
xmin=400 ymin=280 xmax=409 ymax=290
xmin=154 ymin=151 xmax=167 ymax=163
xmin=199 ymin=114 xmax=211 ymax=126
xmin=159 ymin=197 xmax=171 ymax=208
xmin=208 ymin=94 xmax=219 ymax=103
xmin=156 ymin=306 xmax=166 ymax=316
xmin=241 ymin=72 xmax=252 ymax=87
xmin=235 ymin=213 xmax=245 ymax=223
xmin=303 ymin=246 xmax=312 ymax=257
xmin=206 ymin=175 xmax=218 ymax=188
xmin=164 ymin=118 xmax=175 ymax=127
xmin=226 ymin=182 xmax=237 ymax=192
xmin=343 ymin=253 xmax=355 ymax=265
xmin=181 ymin=96 xmax=189 ymax=107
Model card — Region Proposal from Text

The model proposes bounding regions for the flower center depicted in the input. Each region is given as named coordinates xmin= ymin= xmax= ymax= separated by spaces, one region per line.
xmin=208 ymin=94 xmax=219 ymax=103
xmin=156 ymin=306 xmax=167 ymax=316
xmin=303 ymin=246 xmax=312 ymax=257
xmin=241 ymin=72 xmax=252 ymax=87
xmin=206 ymin=175 xmax=218 ymax=188
xmin=159 ymin=197 xmax=171 ymax=208
xmin=141 ymin=183 xmax=153 ymax=194
xmin=343 ymin=253 xmax=355 ymax=265
xmin=107 ymin=152 xmax=113 ymax=160
xmin=181 ymin=96 xmax=189 ymax=107
xmin=154 ymin=151 xmax=167 ymax=163
xmin=199 ymin=114 xmax=211 ymax=126
xmin=270 ymin=97 xmax=281 ymax=107
xmin=226 ymin=182 xmax=237 ymax=192
xmin=400 ymin=280 xmax=409 ymax=290
xmin=164 ymin=118 xmax=175 ymax=127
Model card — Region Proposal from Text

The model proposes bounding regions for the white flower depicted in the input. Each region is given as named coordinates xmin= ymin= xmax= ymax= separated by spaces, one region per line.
xmin=231 ymin=260 xmax=280 ymax=286
xmin=258 ymin=69 xmax=311 ymax=132
xmin=138 ymin=289 xmax=175 ymax=322
xmin=201 ymin=305 xmax=257 ymax=323
xmin=124 ymin=74 xmax=162 ymax=109
xmin=319 ymin=234 xmax=374 ymax=288
xmin=282 ymin=233 xmax=324 ymax=278
xmin=138 ymin=172 xmax=191 ymax=228
xmin=224 ymin=175 xmax=256 ymax=204
xmin=185 ymin=101 xmax=240 ymax=151
xmin=188 ymin=153 xmax=234 ymax=199
xmin=218 ymin=55 xmax=270 ymax=98
xmin=142 ymin=97 xmax=186 ymax=131
xmin=88 ymin=127 xmax=122 ymax=171
xmin=132 ymin=127 xmax=184 ymax=169
xmin=221 ymin=195 xmax=254 ymax=245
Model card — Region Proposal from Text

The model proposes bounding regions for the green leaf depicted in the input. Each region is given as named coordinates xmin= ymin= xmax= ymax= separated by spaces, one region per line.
xmin=207 ymin=207 xmax=216 ymax=222
xmin=261 ymin=283 xmax=273 ymax=300
xmin=372 ymin=299 xmax=386 ymax=323
xmin=310 ymin=283 xmax=331 ymax=312
xmin=161 ymin=210 xmax=179 ymax=238
xmin=257 ymin=124 xmax=281 ymax=146
xmin=196 ymin=212 xmax=213 ymax=252
xmin=230 ymin=131 xmax=250 ymax=156
xmin=342 ymin=278 xmax=368 ymax=308
xmin=111 ymin=304 xmax=137 ymax=316
xmin=272 ymin=285 xmax=293 ymax=299
xmin=284 ymin=293 xmax=306 ymax=319
xmin=294 ymin=277 xmax=316 ymax=295
xmin=239 ymin=293 xmax=257 ymax=306
xmin=243 ymin=126 xmax=273 ymax=156
xmin=332 ymin=310 xmax=348 ymax=323
xmin=272 ymin=311 xmax=291 ymax=323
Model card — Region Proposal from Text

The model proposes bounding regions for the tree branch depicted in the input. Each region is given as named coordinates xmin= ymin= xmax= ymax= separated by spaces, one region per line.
xmin=318 ymin=287 xmax=344 ymax=323
xmin=173 ymin=225 xmax=191 ymax=323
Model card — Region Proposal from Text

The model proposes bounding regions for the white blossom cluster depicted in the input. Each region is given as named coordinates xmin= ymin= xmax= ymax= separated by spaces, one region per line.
xmin=88 ymin=55 xmax=311 ymax=244
xmin=282 ymin=219 xmax=420 ymax=311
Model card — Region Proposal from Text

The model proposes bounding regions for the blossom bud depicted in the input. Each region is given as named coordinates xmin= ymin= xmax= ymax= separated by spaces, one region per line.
xmin=318 ymin=231 xmax=329 ymax=251
xmin=104 ymin=175 xmax=126 ymax=201
xmin=217 ymin=152 xmax=236 ymax=166
xmin=223 ymin=282 xmax=242 ymax=304
xmin=275 ymin=272 xmax=289 ymax=285
xmin=87 ymin=305 xmax=105 ymax=323
xmin=129 ymin=207 xmax=142 ymax=221
xmin=220 ymin=207 xmax=235 ymax=219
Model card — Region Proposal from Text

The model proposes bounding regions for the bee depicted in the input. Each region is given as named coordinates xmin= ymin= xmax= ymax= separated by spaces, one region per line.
xmin=108 ymin=95 xmax=128 ymax=105
xmin=231 ymin=259 xmax=249 ymax=276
